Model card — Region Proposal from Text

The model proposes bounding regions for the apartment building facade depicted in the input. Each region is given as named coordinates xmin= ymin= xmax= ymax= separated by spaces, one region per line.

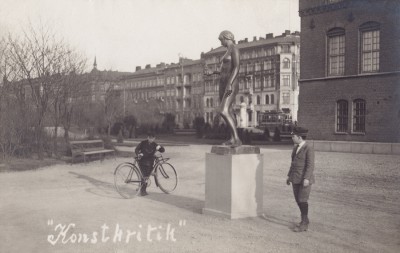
xmin=111 ymin=58 xmax=204 ymax=127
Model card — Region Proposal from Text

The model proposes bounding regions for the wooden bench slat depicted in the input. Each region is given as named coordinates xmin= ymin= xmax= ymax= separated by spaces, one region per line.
xmin=70 ymin=140 xmax=103 ymax=144
xmin=83 ymin=150 xmax=115 ymax=155
xmin=69 ymin=139 xmax=115 ymax=163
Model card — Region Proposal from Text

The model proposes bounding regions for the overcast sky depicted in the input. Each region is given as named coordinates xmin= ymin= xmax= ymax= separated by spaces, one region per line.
xmin=0 ymin=0 xmax=300 ymax=72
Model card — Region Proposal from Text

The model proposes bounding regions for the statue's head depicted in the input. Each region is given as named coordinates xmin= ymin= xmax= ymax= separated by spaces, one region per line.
xmin=218 ymin=30 xmax=235 ymax=45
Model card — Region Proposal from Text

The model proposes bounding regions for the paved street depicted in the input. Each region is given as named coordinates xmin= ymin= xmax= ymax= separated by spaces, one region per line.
xmin=1 ymin=145 xmax=399 ymax=253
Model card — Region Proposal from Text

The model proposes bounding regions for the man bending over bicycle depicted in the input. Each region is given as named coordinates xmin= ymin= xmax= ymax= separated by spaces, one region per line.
xmin=134 ymin=132 xmax=165 ymax=196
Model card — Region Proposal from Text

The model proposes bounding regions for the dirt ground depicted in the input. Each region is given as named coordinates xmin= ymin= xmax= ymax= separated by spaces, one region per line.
xmin=0 ymin=144 xmax=399 ymax=253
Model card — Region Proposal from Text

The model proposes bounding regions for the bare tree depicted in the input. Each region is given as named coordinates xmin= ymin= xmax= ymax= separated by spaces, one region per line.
xmin=0 ymin=37 xmax=35 ymax=160
xmin=103 ymin=83 xmax=123 ymax=136
xmin=6 ymin=22 xmax=75 ymax=159
xmin=49 ymin=50 xmax=88 ymax=156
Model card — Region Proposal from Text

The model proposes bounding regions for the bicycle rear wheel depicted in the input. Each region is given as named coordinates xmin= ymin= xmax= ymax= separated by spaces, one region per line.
xmin=155 ymin=163 xmax=177 ymax=194
xmin=114 ymin=163 xmax=142 ymax=199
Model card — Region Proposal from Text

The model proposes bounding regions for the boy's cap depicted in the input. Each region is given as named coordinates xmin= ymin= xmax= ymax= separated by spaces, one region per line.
xmin=291 ymin=127 xmax=308 ymax=137
xmin=147 ymin=132 xmax=155 ymax=137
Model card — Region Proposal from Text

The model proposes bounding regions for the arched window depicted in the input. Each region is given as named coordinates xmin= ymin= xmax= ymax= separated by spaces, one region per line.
xmin=360 ymin=22 xmax=380 ymax=73
xmin=283 ymin=58 xmax=290 ymax=69
xmin=206 ymin=98 xmax=209 ymax=107
xmin=353 ymin=99 xmax=366 ymax=133
xmin=327 ymin=27 xmax=345 ymax=76
xmin=336 ymin=100 xmax=348 ymax=132
xmin=271 ymin=94 xmax=275 ymax=104
xmin=210 ymin=98 xmax=214 ymax=107
xmin=265 ymin=95 xmax=270 ymax=104
xmin=257 ymin=95 xmax=261 ymax=105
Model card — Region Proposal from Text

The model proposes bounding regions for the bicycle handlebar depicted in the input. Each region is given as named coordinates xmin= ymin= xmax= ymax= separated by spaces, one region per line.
xmin=134 ymin=153 xmax=169 ymax=163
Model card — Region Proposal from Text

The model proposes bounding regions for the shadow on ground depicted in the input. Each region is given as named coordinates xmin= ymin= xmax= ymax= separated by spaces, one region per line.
xmin=69 ymin=171 xmax=120 ymax=199
xmin=145 ymin=192 xmax=204 ymax=214
xmin=69 ymin=171 xmax=204 ymax=214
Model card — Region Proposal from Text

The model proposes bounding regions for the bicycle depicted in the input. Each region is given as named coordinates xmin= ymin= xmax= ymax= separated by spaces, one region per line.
xmin=113 ymin=153 xmax=178 ymax=198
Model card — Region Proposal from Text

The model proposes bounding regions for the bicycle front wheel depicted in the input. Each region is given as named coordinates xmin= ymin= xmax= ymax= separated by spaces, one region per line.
xmin=114 ymin=163 xmax=142 ymax=199
xmin=155 ymin=163 xmax=178 ymax=194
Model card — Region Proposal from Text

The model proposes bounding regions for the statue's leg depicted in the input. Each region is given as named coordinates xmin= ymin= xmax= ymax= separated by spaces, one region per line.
xmin=229 ymin=105 xmax=237 ymax=127
xmin=220 ymin=93 xmax=241 ymax=147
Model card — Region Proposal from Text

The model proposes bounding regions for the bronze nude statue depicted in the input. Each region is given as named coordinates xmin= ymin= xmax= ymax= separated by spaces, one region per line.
xmin=205 ymin=30 xmax=242 ymax=147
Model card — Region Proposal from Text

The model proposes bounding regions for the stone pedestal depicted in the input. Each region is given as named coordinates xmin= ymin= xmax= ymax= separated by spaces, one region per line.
xmin=203 ymin=145 xmax=263 ymax=219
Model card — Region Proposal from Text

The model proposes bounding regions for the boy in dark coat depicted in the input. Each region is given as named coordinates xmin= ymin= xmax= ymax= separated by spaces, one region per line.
xmin=286 ymin=127 xmax=315 ymax=232
xmin=135 ymin=132 xmax=165 ymax=196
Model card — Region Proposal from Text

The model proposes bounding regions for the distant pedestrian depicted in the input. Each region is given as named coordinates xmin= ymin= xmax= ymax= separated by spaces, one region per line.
xmin=286 ymin=127 xmax=315 ymax=232
xmin=135 ymin=132 xmax=165 ymax=196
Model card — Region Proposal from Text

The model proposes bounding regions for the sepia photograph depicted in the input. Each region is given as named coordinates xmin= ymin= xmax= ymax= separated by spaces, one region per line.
xmin=0 ymin=0 xmax=399 ymax=252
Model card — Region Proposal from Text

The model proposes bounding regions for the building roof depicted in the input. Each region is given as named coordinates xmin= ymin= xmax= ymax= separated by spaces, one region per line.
xmin=204 ymin=34 xmax=300 ymax=56
xmin=89 ymin=69 xmax=133 ymax=81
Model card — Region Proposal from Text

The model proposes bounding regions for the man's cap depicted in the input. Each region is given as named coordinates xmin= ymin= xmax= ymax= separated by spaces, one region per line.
xmin=291 ymin=127 xmax=308 ymax=137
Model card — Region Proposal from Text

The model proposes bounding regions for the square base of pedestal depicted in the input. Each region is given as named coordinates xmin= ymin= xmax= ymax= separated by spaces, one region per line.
xmin=203 ymin=150 xmax=263 ymax=219
xmin=202 ymin=207 xmax=264 ymax=219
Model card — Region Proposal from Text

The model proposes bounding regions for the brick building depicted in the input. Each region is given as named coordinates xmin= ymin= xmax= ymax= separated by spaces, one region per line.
xmin=298 ymin=0 xmax=400 ymax=142
xmin=201 ymin=31 xmax=300 ymax=127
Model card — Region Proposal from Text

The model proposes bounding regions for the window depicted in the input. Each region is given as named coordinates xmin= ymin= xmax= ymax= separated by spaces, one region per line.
xmin=239 ymin=80 xmax=244 ymax=90
xmin=327 ymin=28 xmax=345 ymax=76
xmin=210 ymin=98 xmax=214 ymax=107
xmin=282 ymin=92 xmax=290 ymax=104
xmin=360 ymin=22 xmax=380 ymax=73
xmin=263 ymin=76 xmax=273 ymax=88
xmin=282 ymin=45 xmax=290 ymax=53
xmin=353 ymin=99 xmax=366 ymax=133
xmin=265 ymin=95 xmax=269 ymax=104
xmin=271 ymin=94 xmax=274 ymax=104
xmin=336 ymin=100 xmax=348 ymax=132
xmin=257 ymin=95 xmax=261 ymax=105
xmin=264 ymin=60 xmax=272 ymax=70
xmin=283 ymin=58 xmax=290 ymax=69
xmin=255 ymin=78 xmax=261 ymax=89
xmin=246 ymin=78 xmax=252 ymax=90
xmin=283 ymin=75 xmax=290 ymax=87
xmin=247 ymin=63 xmax=253 ymax=73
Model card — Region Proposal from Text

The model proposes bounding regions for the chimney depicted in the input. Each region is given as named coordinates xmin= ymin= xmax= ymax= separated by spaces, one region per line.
xmin=156 ymin=62 xmax=166 ymax=68
xmin=145 ymin=64 xmax=151 ymax=69
xmin=253 ymin=36 xmax=257 ymax=41
xmin=266 ymin=33 xmax=273 ymax=39
xmin=244 ymin=38 xmax=248 ymax=43
xmin=285 ymin=30 xmax=290 ymax=35
xmin=136 ymin=66 xmax=141 ymax=71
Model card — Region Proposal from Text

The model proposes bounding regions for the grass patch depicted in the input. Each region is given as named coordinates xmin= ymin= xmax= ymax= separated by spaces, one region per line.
xmin=0 ymin=158 xmax=63 ymax=173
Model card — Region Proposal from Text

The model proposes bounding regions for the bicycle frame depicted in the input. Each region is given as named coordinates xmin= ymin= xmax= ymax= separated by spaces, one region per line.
xmin=134 ymin=154 xmax=170 ymax=187
xmin=114 ymin=153 xmax=177 ymax=198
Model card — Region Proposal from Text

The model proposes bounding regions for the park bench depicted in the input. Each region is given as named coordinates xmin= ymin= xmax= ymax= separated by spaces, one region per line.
xmin=69 ymin=140 xmax=115 ymax=163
